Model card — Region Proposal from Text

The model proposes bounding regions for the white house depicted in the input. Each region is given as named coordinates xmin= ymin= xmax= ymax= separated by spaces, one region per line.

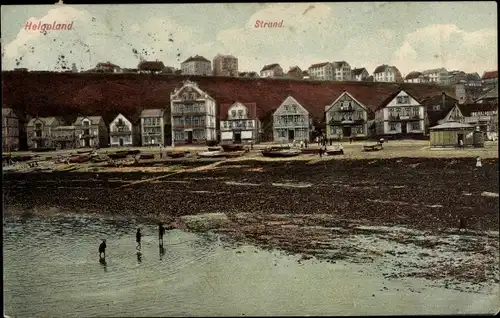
xmin=140 ymin=109 xmax=169 ymax=146
xmin=307 ymin=62 xmax=334 ymax=81
xmin=73 ymin=116 xmax=109 ymax=148
xmin=220 ymin=102 xmax=260 ymax=145
xmin=421 ymin=68 xmax=449 ymax=85
xmin=181 ymin=55 xmax=212 ymax=76
xmin=260 ymin=63 xmax=284 ymax=78
xmin=171 ymin=80 xmax=217 ymax=145
xmin=109 ymin=113 xmax=139 ymax=147
xmin=332 ymin=61 xmax=352 ymax=81
xmin=375 ymin=90 xmax=425 ymax=136
xmin=273 ymin=96 xmax=310 ymax=142
xmin=325 ymin=91 xmax=369 ymax=140
xmin=373 ymin=65 xmax=403 ymax=82
xmin=352 ymin=68 xmax=369 ymax=81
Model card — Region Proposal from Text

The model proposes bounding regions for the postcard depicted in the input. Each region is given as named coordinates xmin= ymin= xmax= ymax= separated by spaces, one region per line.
xmin=2 ymin=2 xmax=499 ymax=317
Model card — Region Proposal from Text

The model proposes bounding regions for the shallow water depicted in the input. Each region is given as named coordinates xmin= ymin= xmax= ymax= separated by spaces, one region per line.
xmin=3 ymin=216 xmax=499 ymax=317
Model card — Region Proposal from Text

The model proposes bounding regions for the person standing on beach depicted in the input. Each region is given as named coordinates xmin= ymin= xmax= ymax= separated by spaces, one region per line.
xmin=158 ymin=223 xmax=165 ymax=245
xmin=99 ymin=239 xmax=106 ymax=259
xmin=136 ymin=228 xmax=142 ymax=251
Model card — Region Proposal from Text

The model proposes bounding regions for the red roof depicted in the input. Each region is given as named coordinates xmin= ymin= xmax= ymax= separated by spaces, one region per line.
xmin=1 ymin=72 xmax=456 ymax=125
xmin=219 ymin=102 xmax=258 ymax=120
xmin=482 ymin=71 xmax=498 ymax=80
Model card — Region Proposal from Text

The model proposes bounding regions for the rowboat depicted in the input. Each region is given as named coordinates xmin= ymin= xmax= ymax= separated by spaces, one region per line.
xmin=167 ymin=151 xmax=187 ymax=158
xmin=107 ymin=150 xmax=129 ymax=159
xmin=261 ymin=148 xmax=301 ymax=158
xmin=326 ymin=146 xmax=344 ymax=155
xmin=77 ymin=149 xmax=93 ymax=154
xmin=197 ymin=151 xmax=227 ymax=158
xmin=221 ymin=144 xmax=244 ymax=152
xmin=139 ymin=153 xmax=155 ymax=160
xmin=208 ymin=146 xmax=222 ymax=151
xmin=127 ymin=149 xmax=141 ymax=156
xmin=68 ymin=155 xmax=90 ymax=163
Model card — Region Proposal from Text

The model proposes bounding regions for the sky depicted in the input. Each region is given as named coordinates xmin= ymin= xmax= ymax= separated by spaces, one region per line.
xmin=1 ymin=2 xmax=498 ymax=76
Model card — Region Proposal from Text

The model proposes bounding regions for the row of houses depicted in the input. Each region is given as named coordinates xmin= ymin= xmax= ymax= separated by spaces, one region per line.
xmin=2 ymin=81 xmax=497 ymax=152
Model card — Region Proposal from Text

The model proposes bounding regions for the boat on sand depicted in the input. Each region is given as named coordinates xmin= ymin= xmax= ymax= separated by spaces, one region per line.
xmin=261 ymin=147 xmax=301 ymax=158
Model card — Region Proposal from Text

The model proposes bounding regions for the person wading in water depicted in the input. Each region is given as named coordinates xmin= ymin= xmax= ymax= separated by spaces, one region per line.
xmin=99 ymin=239 xmax=106 ymax=260
xmin=136 ymin=228 xmax=142 ymax=251
xmin=158 ymin=222 xmax=165 ymax=246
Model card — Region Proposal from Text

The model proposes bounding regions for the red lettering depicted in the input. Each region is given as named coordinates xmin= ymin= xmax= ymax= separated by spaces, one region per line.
xmin=24 ymin=21 xmax=32 ymax=30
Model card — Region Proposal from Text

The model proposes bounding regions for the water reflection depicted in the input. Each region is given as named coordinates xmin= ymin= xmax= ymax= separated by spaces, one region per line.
xmin=3 ymin=216 xmax=498 ymax=317
xmin=159 ymin=244 xmax=166 ymax=261
xmin=99 ymin=257 xmax=108 ymax=272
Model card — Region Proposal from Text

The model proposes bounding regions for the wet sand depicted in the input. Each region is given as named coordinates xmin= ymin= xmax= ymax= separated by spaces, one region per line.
xmin=3 ymin=157 xmax=499 ymax=294
xmin=3 ymin=216 xmax=499 ymax=316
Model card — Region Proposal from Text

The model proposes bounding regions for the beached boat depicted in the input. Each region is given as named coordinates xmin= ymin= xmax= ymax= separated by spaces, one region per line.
xmin=208 ymin=146 xmax=222 ymax=151
xmin=221 ymin=144 xmax=244 ymax=152
xmin=139 ymin=153 xmax=155 ymax=160
xmin=362 ymin=143 xmax=382 ymax=152
xmin=107 ymin=150 xmax=129 ymax=159
xmin=127 ymin=149 xmax=141 ymax=156
xmin=167 ymin=151 xmax=187 ymax=158
xmin=11 ymin=155 xmax=33 ymax=162
xmin=197 ymin=151 xmax=227 ymax=158
xmin=68 ymin=155 xmax=90 ymax=163
xmin=31 ymin=147 xmax=55 ymax=152
xmin=77 ymin=149 xmax=93 ymax=154
xmin=223 ymin=151 xmax=245 ymax=158
xmin=301 ymin=148 xmax=319 ymax=154
xmin=261 ymin=148 xmax=301 ymax=158
xmin=326 ymin=146 xmax=344 ymax=156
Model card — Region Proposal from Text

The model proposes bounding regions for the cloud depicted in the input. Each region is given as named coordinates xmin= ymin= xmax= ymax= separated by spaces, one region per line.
xmin=214 ymin=3 xmax=339 ymax=72
xmin=333 ymin=28 xmax=402 ymax=74
xmin=390 ymin=24 xmax=498 ymax=75
xmin=2 ymin=5 xmax=197 ymax=70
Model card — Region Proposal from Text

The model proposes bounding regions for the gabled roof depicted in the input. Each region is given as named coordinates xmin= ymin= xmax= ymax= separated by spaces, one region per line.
xmin=332 ymin=61 xmax=349 ymax=69
xmin=457 ymin=103 xmax=498 ymax=117
xmin=96 ymin=62 xmax=120 ymax=69
xmin=352 ymin=68 xmax=368 ymax=76
xmin=261 ymin=63 xmax=281 ymax=72
xmin=73 ymin=116 xmax=102 ymax=126
xmin=430 ymin=122 xmax=474 ymax=130
xmin=138 ymin=61 xmax=166 ymax=71
xmin=465 ymin=73 xmax=481 ymax=81
xmin=111 ymin=113 xmax=132 ymax=124
xmin=2 ymin=108 xmax=17 ymax=118
xmin=309 ymin=62 xmax=330 ymax=69
xmin=421 ymin=68 xmax=447 ymax=75
xmin=140 ymin=109 xmax=165 ymax=117
xmin=288 ymin=66 xmax=302 ymax=73
xmin=482 ymin=71 xmax=498 ymax=80
xmin=375 ymin=89 xmax=422 ymax=111
xmin=27 ymin=116 xmax=59 ymax=126
xmin=274 ymin=95 xmax=308 ymax=115
xmin=219 ymin=102 xmax=258 ymax=120
xmin=405 ymin=71 xmax=422 ymax=80
xmin=373 ymin=64 xmax=390 ymax=74
xmin=325 ymin=91 xmax=368 ymax=112
xmin=475 ymin=86 xmax=498 ymax=102
xmin=182 ymin=55 xmax=210 ymax=64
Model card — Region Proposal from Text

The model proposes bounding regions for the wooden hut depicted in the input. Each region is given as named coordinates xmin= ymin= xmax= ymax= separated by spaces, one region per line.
xmin=429 ymin=122 xmax=484 ymax=147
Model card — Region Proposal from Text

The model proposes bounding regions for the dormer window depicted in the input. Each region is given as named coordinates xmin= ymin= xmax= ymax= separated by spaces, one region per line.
xmin=182 ymin=94 xmax=187 ymax=100
xmin=83 ymin=120 xmax=90 ymax=126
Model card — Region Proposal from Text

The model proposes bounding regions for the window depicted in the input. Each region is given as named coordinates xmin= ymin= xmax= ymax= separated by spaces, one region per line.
xmin=404 ymin=107 xmax=411 ymax=116
xmin=231 ymin=110 xmax=236 ymax=118
xmin=238 ymin=110 xmax=243 ymax=118
xmin=389 ymin=123 xmax=397 ymax=131
xmin=412 ymin=107 xmax=420 ymax=116
xmin=182 ymin=94 xmax=187 ymax=100
xmin=433 ymin=105 xmax=441 ymax=111
xmin=411 ymin=122 xmax=421 ymax=130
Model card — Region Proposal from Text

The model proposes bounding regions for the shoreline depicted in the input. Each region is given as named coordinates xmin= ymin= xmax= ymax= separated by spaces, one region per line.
xmin=4 ymin=156 xmax=499 ymax=294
